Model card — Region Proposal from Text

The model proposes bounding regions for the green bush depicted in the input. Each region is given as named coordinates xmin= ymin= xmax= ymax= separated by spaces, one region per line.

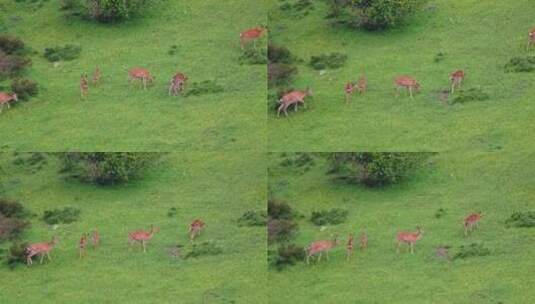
xmin=42 ymin=207 xmax=80 ymax=225
xmin=268 ymin=199 xmax=298 ymax=220
xmin=0 ymin=52 xmax=32 ymax=79
xmin=239 ymin=48 xmax=267 ymax=65
xmin=309 ymin=52 xmax=347 ymax=70
xmin=280 ymin=153 xmax=315 ymax=171
xmin=268 ymin=63 xmax=297 ymax=88
xmin=5 ymin=242 xmax=29 ymax=269
xmin=268 ymin=219 xmax=299 ymax=244
xmin=450 ymin=88 xmax=489 ymax=104
xmin=237 ymin=210 xmax=267 ymax=227
xmin=183 ymin=80 xmax=224 ymax=97
xmin=184 ymin=240 xmax=223 ymax=259
xmin=43 ymin=44 xmax=81 ymax=62
xmin=0 ymin=199 xmax=31 ymax=219
xmin=10 ymin=78 xmax=38 ymax=101
xmin=453 ymin=243 xmax=490 ymax=260
xmin=0 ymin=35 xmax=25 ymax=55
xmin=505 ymin=211 xmax=535 ymax=228
xmin=167 ymin=207 xmax=178 ymax=217
xmin=0 ymin=215 xmax=30 ymax=241
xmin=269 ymin=244 xmax=305 ymax=270
xmin=279 ymin=0 xmax=315 ymax=18
xmin=310 ymin=208 xmax=348 ymax=226
xmin=61 ymin=0 xmax=154 ymax=23
xmin=504 ymin=56 xmax=535 ymax=72
xmin=60 ymin=152 xmax=156 ymax=185
xmin=268 ymin=44 xmax=294 ymax=64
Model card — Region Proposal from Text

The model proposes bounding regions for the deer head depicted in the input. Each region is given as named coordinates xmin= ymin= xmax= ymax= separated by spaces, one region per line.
xmin=305 ymin=87 xmax=313 ymax=97
xmin=150 ymin=225 xmax=160 ymax=234
xmin=11 ymin=93 xmax=18 ymax=101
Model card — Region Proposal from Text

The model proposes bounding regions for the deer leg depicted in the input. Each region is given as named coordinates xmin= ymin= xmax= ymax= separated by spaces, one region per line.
xmin=277 ymin=104 xmax=283 ymax=117
xmin=39 ymin=254 xmax=44 ymax=264
xmin=142 ymin=240 xmax=146 ymax=253
xmin=410 ymin=243 xmax=414 ymax=254
xmin=318 ymin=252 xmax=322 ymax=263
xmin=284 ymin=105 xmax=289 ymax=117
xmin=302 ymin=100 xmax=307 ymax=109
xmin=47 ymin=252 xmax=52 ymax=261
xmin=409 ymin=87 xmax=413 ymax=98
xmin=396 ymin=241 xmax=400 ymax=254
xmin=294 ymin=103 xmax=298 ymax=112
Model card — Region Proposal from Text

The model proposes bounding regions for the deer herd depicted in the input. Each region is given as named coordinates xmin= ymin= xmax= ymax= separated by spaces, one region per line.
xmin=24 ymin=219 xmax=205 ymax=266
xmin=305 ymin=212 xmax=483 ymax=265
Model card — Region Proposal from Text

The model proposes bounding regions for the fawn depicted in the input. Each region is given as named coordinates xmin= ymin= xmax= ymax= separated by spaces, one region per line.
xmin=79 ymin=233 xmax=88 ymax=259
xmin=277 ymin=88 xmax=312 ymax=117
xmin=305 ymin=235 xmax=340 ymax=265
xmin=168 ymin=72 xmax=188 ymax=96
xmin=344 ymin=75 xmax=367 ymax=104
xmin=240 ymin=27 xmax=265 ymax=50
xmin=396 ymin=227 xmax=424 ymax=254
xmin=189 ymin=219 xmax=206 ymax=241
xmin=346 ymin=233 xmax=354 ymax=260
xmin=128 ymin=225 xmax=159 ymax=253
xmin=128 ymin=68 xmax=155 ymax=90
xmin=528 ymin=28 xmax=535 ymax=50
xmin=360 ymin=230 xmax=368 ymax=251
xmin=0 ymin=92 xmax=18 ymax=113
xmin=91 ymin=229 xmax=100 ymax=249
xmin=464 ymin=211 xmax=482 ymax=236
xmin=80 ymin=74 xmax=89 ymax=99
xmin=26 ymin=236 xmax=59 ymax=265
xmin=450 ymin=70 xmax=465 ymax=94
xmin=394 ymin=76 xmax=420 ymax=98
xmin=92 ymin=66 xmax=101 ymax=86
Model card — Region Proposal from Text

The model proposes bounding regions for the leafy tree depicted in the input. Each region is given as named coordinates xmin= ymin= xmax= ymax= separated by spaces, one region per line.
xmin=61 ymin=0 xmax=155 ymax=23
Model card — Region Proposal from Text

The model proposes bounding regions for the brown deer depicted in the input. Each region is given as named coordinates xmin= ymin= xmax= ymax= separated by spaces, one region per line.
xmin=128 ymin=225 xmax=159 ymax=253
xmin=80 ymin=74 xmax=89 ymax=99
xmin=79 ymin=233 xmax=88 ymax=259
xmin=277 ymin=88 xmax=312 ymax=117
xmin=305 ymin=235 xmax=340 ymax=265
xmin=346 ymin=233 xmax=354 ymax=260
xmin=189 ymin=219 xmax=206 ymax=241
xmin=91 ymin=229 xmax=100 ymax=249
xmin=168 ymin=72 xmax=188 ymax=96
xmin=92 ymin=66 xmax=101 ymax=86
xmin=128 ymin=67 xmax=155 ymax=90
xmin=0 ymin=92 xmax=18 ymax=113
xmin=359 ymin=230 xmax=368 ymax=251
xmin=450 ymin=70 xmax=465 ymax=94
xmin=394 ymin=76 xmax=420 ymax=98
xmin=26 ymin=236 xmax=59 ymax=265
xmin=240 ymin=27 xmax=266 ymax=50
xmin=396 ymin=227 xmax=424 ymax=254
xmin=464 ymin=211 xmax=482 ymax=236
xmin=345 ymin=82 xmax=357 ymax=104
xmin=528 ymin=28 xmax=535 ymax=50
xmin=344 ymin=75 xmax=367 ymax=104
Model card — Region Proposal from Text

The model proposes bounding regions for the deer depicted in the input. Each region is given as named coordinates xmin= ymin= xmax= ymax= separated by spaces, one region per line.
xmin=80 ymin=73 xmax=89 ymax=99
xmin=92 ymin=66 xmax=101 ymax=86
xmin=527 ymin=28 xmax=535 ymax=50
xmin=277 ymin=88 xmax=312 ymax=117
xmin=344 ymin=82 xmax=357 ymax=104
xmin=346 ymin=233 xmax=354 ymax=260
xmin=396 ymin=227 xmax=424 ymax=254
xmin=359 ymin=230 xmax=368 ymax=251
xmin=240 ymin=26 xmax=266 ymax=50
xmin=189 ymin=219 xmax=206 ymax=241
xmin=91 ymin=229 xmax=100 ymax=249
xmin=394 ymin=76 xmax=420 ymax=98
xmin=168 ymin=72 xmax=188 ymax=96
xmin=0 ymin=92 xmax=18 ymax=113
xmin=345 ymin=75 xmax=368 ymax=104
xmin=128 ymin=67 xmax=155 ymax=90
xmin=305 ymin=235 xmax=340 ymax=265
xmin=464 ymin=211 xmax=482 ymax=236
xmin=25 ymin=236 xmax=59 ymax=266
xmin=79 ymin=233 xmax=88 ymax=259
xmin=128 ymin=225 xmax=159 ymax=253
xmin=450 ymin=70 xmax=465 ymax=94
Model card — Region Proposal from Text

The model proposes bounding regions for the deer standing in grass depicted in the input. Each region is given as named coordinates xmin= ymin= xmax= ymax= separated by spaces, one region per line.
xmin=240 ymin=27 xmax=265 ymax=50
xmin=26 ymin=236 xmax=59 ymax=266
xmin=345 ymin=75 xmax=367 ymax=104
xmin=464 ymin=211 xmax=482 ymax=236
xmin=305 ymin=235 xmax=340 ymax=265
xmin=360 ymin=230 xmax=368 ymax=251
xmin=394 ymin=76 xmax=420 ymax=98
xmin=92 ymin=66 xmax=101 ymax=86
xmin=128 ymin=225 xmax=159 ymax=253
xmin=450 ymin=70 xmax=465 ymax=94
xmin=0 ymin=92 xmax=18 ymax=113
xmin=91 ymin=229 xmax=100 ymax=249
xmin=189 ymin=219 xmax=206 ymax=241
xmin=528 ymin=28 xmax=535 ymax=50
xmin=128 ymin=67 xmax=155 ymax=90
xmin=346 ymin=233 xmax=354 ymax=260
xmin=79 ymin=233 xmax=88 ymax=259
xmin=80 ymin=74 xmax=89 ymax=99
xmin=396 ymin=227 xmax=423 ymax=254
xmin=277 ymin=88 xmax=312 ymax=117
xmin=168 ymin=72 xmax=188 ymax=96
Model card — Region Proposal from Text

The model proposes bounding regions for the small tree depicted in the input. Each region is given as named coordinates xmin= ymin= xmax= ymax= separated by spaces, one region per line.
xmin=61 ymin=0 xmax=154 ymax=23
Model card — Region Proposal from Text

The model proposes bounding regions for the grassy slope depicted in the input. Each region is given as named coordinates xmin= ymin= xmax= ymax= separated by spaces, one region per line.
xmin=0 ymin=0 xmax=266 ymax=151
xmin=268 ymin=153 xmax=535 ymax=304
xmin=268 ymin=0 xmax=535 ymax=152
xmin=0 ymin=153 xmax=266 ymax=304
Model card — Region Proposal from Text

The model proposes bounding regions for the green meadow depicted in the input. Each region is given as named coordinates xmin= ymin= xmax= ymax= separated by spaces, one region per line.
xmin=0 ymin=0 xmax=266 ymax=151
xmin=0 ymin=152 xmax=266 ymax=303
xmin=268 ymin=152 xmax=535 ymax=304
xmin=268 ymin=0 xmax=535 ymax=152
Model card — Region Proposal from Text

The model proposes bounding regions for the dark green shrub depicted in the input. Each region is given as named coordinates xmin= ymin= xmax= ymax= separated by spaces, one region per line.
xmin=167 ymin=207 xmax=178 ymax=217
xmin=453 ymin=243 xmax=490 ymax=260
xmin=42 ymin=207 xmax=80 ymax=225
xmin=0 ymin=199 xmax=30 ymax=219
xmin=0 ymin=35 xmax=25 ymax=55
xmin=310 ymin=208 xmax=348 ymax=226
xmin=270 ymin=244 xmax=305 ymax=270
xmin=327 ymin=152 xmax=431 ymax=187
xmin=504 ymin=56 xmax=535 ymax=72
xmin=61 ymin=0 xmax=155 ymax=23
xmin=43 ymin=44 xmax=81 ymax=62
xmin=239 ymin=47 xmax=267 ymax=65
xmin=184 ymin=240 xmax=223 ymax=259
xmin=279 ymin=0 xmax=315 ymax=18
xmin=268 ymin=63 xmax=297 ymax=88
xmin=268 ymin=199 xmax=298 ymax=220
xmin=237 ymin=210 xmax=267 ymax=227
xmin=60 ymin=152 xmax=156 ymax=185
xmin=450 ymin=88 xmax=489 ymax=104
xmin=309 ymin=53 xmax=347 ymax=70
xmin=505 ymin=211 xmax=535 ymax=228
xmin=0 ymin=215 xmax=30 ymax=241
xmin=0 ymin=52 xmax=32 ymax=79
xmin=268 ymin=44 xmax=293 ymax=64
xmin=183 ymin=80 xmax=224 ymax=97
xmin=435 ymin=208 xmax=447 ymax=219
xmin=168 ymin=45 xmax=178 ymax=56
xmin=280 ymin=153 xmax=315 ymax=171
xmin=268 ymin=219 xmax=298 ymax=244
xmin=6 ymin=242 xmax=29 ymax=269
xmin=10 ymin=78 xmax=38 ymax=101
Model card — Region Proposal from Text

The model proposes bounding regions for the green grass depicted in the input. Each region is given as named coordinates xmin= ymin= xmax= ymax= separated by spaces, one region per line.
xmin=0 ymin=153 xmax=266 ymax=303
xmin=268 ymin=0 xmax=535 ymax=152
xmin=0 ymin=0 xmax=267 ymax=151
xmin=268 ymin=152 xmax=535 ymax=304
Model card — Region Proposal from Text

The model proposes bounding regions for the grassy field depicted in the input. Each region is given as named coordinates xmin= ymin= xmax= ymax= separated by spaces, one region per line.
xmin=268 ymin=152 xmax=535 ymax=304
xmin=268 ymin=0 xmax=535 ymax=152
xmin=0 ymin=152 xmax=266 ymax=304
xmin=0 ymin=0 xmax=266 ymax=151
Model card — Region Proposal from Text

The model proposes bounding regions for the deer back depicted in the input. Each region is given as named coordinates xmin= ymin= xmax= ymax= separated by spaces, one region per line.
xmin=397 ymin=230 xmax=421 ymax=243
xmin=465 ymin=213 xmax=481 ymax=225
xmin=395 ymin=76 xmax=418 ymax=87
xmin=451 ymin=70 xmax=465 ymax=81
xmin=0 ymin=92 xmax=16 ymax=104
xmin=129 ymin=68 xmax=151 ymax=79
xmin=241 ymin=27 xmax=264 ymax=39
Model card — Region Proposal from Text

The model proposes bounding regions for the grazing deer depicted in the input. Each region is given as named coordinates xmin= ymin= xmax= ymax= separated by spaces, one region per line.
xmin=396 ymin=227 xmax=424 ymax=254
xmin=189 ymin=219 xmax=206 ymax=241
xmin=528 ymin=28 xmax=535 ymax=50
xmin=128 ymin=67 xmax=155 ymax=90
xmin=0 ymin=92 xmax=18 ymax=113
xmin=359 ymin=230 xmax=368 ymax=251
xmin=79 ymin=233 xmax=88 ymax=259
xmin=91 ymin=229 xmax=100 ymax=249
xmin=344 ymin=75 xmax=367 ymax=104
xmin=356 ymin=74 xmax=368 ymax=95
xmin=450 ymin=70 xmax=465 ymax=94
xmin=80 ymin=74 xmax=89 ymax=99
xmin=394 ymin=76 xmax=420 ymax=98
xmin=168 ymin=72 xmax=188 ymax=96
xmin=346 ymin=233 xmax=354 ymax=260
xmin=305 ymin=235 xmax=340 ymax=265
xmin=277 ymin=88 xmax=313 ymax=117
xmin=344 ymin=82 xmax=357 ymax=104
xmin=26 ymin=236 xmax=59 ymax=266
xmin=92 ymin=66 xmax=101 ymax=86
xmin=240 ymin=27 xmax=265 ymax=50
xmin=128 ymin=225 xmax=159 ymax=253
xmin=464 ymin=211 xmax=482 ymax=236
